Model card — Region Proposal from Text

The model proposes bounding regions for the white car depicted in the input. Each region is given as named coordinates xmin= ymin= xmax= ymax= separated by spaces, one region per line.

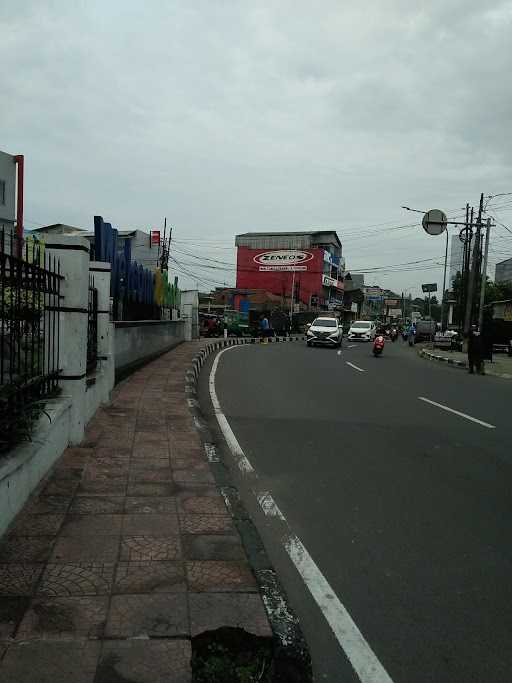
xmin=348 ymin=320 xmax=376 ymax=342
xmin=306 ymin=317 xmax=343 ymax=348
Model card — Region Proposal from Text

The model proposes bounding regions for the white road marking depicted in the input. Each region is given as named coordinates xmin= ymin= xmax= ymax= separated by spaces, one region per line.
xmin=337 ymin=350 xmax=342 ymax=356
xmin=418 ymin=396 xmax=496 ymax=429
xmin=256 ymin=490 xmax=286 ymax=520
xmin=347 ymin=344 xmax=358 ymax=348
xmin=285 ymin=535 xmax=394 ymax=683
xmin=346 ymin=361 xmax=366 ymax=372
xmin=211 ymin=343 xmax=394 ymax=682
xmin=204 ymin=443 xmax=220 ymax=463
xmin=209 ymin=346 xmax=255 ymax=473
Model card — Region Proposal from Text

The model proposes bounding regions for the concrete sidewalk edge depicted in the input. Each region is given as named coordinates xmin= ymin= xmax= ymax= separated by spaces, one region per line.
xmin=185 ymin=338 xmax=313 ymax=681
xmin=419 ymin=348 xmax=512 ymax=379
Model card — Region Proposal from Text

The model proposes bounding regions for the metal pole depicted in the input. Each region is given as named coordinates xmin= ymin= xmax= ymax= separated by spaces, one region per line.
xmin=464 ymin=194 xmax=483 ymax=334
xmin=478 ymin=218 xmax=491 ymax=330
xmin=440 ymin=229 xmax=449 ymax=330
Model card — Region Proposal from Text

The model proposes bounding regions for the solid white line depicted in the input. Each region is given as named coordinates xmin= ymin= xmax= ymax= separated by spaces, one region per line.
xmin=418 ymin=396 xmax=496 ymax=429
xmin=346 ymin=361 xmax=366 ymax=372
xmin=209 ymin=347 xmax=255 ymax=473
xmin=285 ymin=535 xmax=394 ymax=683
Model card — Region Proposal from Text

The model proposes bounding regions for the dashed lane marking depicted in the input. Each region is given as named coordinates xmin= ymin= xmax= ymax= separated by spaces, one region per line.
xmin=346 ymin=361 xmax=366 ymax=372
xmin=418 ymin=396 xmax=496 ymax=429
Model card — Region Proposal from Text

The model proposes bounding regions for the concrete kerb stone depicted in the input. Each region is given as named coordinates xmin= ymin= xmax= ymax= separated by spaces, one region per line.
xmin=420 ymin=347 xmax=512 ymax=378
xmin=420 ymin=348 xmax=467 ymax=369
xmin=184 ymin=337 xmax=313 ymax=681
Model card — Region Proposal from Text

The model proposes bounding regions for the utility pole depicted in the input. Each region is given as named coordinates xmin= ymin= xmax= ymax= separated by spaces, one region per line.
xmin=463 ymin=193 xmax=484 ymax=335
xmin=440 ymin=228 xmax=449 ymax=330
xmin=478 ymin=217 xmax=491 ymax=330
xmin=160 ymin=218 xmax=167 ymax=271
xmin=289 ymin=270 xmax=296 ymax=320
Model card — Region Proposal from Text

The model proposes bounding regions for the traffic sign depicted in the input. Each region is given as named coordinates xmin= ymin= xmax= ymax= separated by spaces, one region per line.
xmin=422 ymin=209 xmax=447 ymax=236
xmin=421 ymin=283 xmax=437 ymax=293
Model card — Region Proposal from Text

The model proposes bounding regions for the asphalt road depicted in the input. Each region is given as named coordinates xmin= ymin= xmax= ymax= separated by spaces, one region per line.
xmin=199 ymin=339 xmax=512 ymax=682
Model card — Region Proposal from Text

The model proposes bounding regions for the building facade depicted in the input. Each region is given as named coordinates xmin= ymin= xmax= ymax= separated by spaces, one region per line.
xmin=449 ymin=233 xmax=465 ymax=285
xmin=235 ymin=231 xmax=344 ymax=310
xmin=0 ymin=150 xmax=17 ymax=228
xmin=32 ymin=225 xmax=163 ymax=272
xmin=495 ymin=257 xmax=512 ymax=284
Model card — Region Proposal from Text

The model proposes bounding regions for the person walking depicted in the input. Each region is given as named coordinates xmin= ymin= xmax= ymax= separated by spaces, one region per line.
xmin=259 ymin=314 xmax=270 ymax=343
xmin=467 ymin=325 xmax=485 ymax=375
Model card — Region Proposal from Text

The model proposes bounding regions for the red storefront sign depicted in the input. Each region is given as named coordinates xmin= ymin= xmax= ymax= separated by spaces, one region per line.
xmin=150 ymin=230 xmax=161 ymax=246
xmin=236 ymin=247 xmax=327 ymax=305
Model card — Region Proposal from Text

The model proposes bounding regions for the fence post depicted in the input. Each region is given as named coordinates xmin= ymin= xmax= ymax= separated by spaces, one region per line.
xmin=89 ymin=260 xmax=114 ymax=403
xmin=45 ymin=235 xmax=90 ymax=444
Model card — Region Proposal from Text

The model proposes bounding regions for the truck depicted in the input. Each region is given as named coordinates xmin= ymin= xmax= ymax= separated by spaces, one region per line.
xmin=414 ymin=319 xmax=437 ymax=343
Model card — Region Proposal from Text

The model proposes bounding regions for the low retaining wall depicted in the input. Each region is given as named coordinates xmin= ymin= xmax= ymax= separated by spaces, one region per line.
xmin=0 ymin=397 xmax=71 ymax=537
xmin=114 ymin=319 xmax=185 ymax=381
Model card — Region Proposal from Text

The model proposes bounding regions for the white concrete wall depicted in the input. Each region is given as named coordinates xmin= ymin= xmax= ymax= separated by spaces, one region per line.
xmin=0 ymin=150 xmax=16 ymax=226
xmin=0 ymin=398 xmax=71 ymax=537
xmin=181 ymin=290 xmax=199 ymax=341
xmin=114 ymin=320 xmax=185 ymax=378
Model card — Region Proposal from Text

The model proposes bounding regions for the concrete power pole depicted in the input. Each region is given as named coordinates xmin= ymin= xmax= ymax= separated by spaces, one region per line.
xmin=478 ymin=217 xmax=491 ymax=330
xmin=463 ymin=193 xmax=484 ymax=335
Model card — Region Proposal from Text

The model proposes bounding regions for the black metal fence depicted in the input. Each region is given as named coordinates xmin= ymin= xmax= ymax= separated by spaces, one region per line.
xmin=0 ymin=228 xmax=62 ymax=452
xmin=87 ymin=278 xmax=98 ymax=374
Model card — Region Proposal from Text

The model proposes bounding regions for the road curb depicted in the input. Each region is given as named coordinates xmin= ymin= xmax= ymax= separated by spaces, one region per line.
xmin=419 ymin=348 xmax=512 ymax=379
xmin=185 ymin=338 xmax=313 ymax=682
xmin=419 ymin=348 xmax=467 ymax=368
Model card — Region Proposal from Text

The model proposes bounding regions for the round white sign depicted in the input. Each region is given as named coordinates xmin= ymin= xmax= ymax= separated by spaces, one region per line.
xmin=422 ymin=209 xmax=447 ymax=236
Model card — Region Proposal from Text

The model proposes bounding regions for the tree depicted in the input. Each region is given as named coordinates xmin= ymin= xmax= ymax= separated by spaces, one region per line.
xmin=484 ymin=279 xmax=512 ymax=305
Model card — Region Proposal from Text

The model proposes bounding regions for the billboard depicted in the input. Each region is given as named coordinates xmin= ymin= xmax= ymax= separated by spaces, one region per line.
xmin=236 ymin=247 xmax=325 ymax=306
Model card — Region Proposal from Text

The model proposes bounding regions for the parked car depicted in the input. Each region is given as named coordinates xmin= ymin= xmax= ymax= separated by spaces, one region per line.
xmin=306 ymin=317 xmax=343 ymax=348
xmin=347 ymin=320 xmax=376 ymax=342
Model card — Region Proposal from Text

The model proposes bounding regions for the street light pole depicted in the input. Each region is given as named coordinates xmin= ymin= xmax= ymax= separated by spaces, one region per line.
xmin=440 ymin=229 xmax=449 ymax=330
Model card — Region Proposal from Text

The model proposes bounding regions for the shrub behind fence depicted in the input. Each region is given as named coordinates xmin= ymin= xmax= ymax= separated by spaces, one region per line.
xmin=0 ymin=228 xmax=62 ymax=453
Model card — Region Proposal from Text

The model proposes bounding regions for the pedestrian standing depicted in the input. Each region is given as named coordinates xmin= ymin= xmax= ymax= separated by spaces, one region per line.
xmin=467 ymin=325 xmax=485 ymax=375
xmin=259 ymin=314 xmax=270 ymax=342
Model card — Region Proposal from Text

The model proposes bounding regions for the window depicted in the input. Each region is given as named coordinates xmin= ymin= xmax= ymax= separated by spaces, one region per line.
xmin=313 ymin=318 xmax=337 ymax=327
xmin=0 ymin=180 xmax=5 ymax=205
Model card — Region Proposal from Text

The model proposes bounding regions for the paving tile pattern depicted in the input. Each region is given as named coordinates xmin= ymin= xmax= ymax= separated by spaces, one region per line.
xmin=0 ymin=342 xmax=270 ymax=682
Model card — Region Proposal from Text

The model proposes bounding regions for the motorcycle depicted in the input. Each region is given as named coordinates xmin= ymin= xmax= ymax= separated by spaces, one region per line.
xmin=390 ymin=328 xmax=398 ymax=342
xmin=373 ymin=334 xmax=385 ymax=357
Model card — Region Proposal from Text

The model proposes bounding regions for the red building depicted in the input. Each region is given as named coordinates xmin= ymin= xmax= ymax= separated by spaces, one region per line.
xmin=235 ymin=231 xmax=344 ymax=310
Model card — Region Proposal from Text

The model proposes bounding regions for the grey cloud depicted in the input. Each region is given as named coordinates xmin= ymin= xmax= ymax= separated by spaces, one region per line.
xmin=1 ymin=0 xmax=511 ymax=295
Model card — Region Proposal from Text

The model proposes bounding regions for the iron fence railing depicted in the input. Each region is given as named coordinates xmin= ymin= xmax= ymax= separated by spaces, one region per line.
xmin=87 ymin=278 xmax=98 ymax=374
xmin=0 ymin=227 xmax=62 ymax=452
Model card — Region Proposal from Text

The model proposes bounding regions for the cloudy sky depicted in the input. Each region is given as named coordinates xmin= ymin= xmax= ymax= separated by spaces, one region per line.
xmin=2 ymin=0 xmax=512 ymax=295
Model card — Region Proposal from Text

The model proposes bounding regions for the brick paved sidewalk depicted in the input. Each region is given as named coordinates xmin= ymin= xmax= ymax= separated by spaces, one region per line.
xmin=0 ymin=342 xmax=271 ymax=682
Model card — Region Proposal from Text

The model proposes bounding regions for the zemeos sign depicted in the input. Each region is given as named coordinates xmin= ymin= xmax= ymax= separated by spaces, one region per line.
xmin=254 ymin=250 xmax=313 ymax=271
